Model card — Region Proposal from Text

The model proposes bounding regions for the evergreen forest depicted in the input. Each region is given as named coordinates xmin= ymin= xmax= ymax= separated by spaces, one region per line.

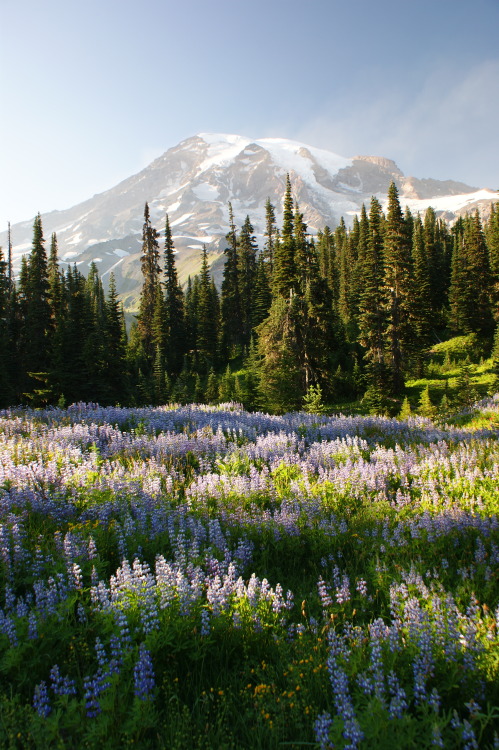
xmin=2 ymin=178 xmax=499 ymax=415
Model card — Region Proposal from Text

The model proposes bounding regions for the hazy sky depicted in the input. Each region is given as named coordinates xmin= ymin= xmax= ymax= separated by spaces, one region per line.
xmin=1 ymin=0 xmax=498 ymax=230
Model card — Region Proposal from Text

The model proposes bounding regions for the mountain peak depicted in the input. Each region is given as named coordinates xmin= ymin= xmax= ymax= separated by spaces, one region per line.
xmin=2 ymin=134 xmax=497 ymax=309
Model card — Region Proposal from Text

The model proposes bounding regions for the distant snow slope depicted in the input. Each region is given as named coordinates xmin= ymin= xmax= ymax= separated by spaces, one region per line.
xmin=2 ymin=133 xmax=497 ymax=309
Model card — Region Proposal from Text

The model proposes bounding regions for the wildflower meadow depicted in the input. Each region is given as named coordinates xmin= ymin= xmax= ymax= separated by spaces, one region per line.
xmin=0 ymin=400 xmax=499 ymax=748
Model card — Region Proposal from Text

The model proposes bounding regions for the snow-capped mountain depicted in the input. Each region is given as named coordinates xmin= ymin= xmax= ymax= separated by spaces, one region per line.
xmin=2 ymin=133 xmax=497 ymax=309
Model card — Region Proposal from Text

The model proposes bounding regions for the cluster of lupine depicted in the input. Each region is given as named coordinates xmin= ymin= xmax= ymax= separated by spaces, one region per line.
xmin=0 ymin=401 xmax=499 ymax=747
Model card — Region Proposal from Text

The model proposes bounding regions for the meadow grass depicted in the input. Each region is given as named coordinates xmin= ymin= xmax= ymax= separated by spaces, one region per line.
xmin=0 ymin=400 xmax=498 ymax=748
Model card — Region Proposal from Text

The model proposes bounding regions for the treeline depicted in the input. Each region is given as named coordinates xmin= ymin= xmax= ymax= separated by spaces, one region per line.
xmin=1 ymin=178 xmax=499 ymax=413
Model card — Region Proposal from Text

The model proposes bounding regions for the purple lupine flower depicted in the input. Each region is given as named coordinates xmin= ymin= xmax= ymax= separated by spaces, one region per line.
xmin=134 ymin=643 xmax=155 ymax=700
xmin=109 ymin=634 xmax=124 ymax=674
xmin=357 ymin=672 xmax=374 ymax=697
xmin=83 ymin=668 xmax=111 ymax=717
xmin=77 ymin=602 xmax=87 ymax=623
xmin=461 ymin=720 xmax=478 ymax=749
xmin=49 ymin=664 xmax=77 ymax=696
xmin=71 ymin=563 xmax=83 ymax=590
xmin=94 ymin=637 xmax=107 ymax=668
xmin=387 ymin=671 xmax=407 ymax=719
xmin=88 ymin=536 xmax=98 ymax=560
xmin=428 ymin=688 xmax=440 ymax=713
xmin=317 ymin=577 xmax=333 ymax=612
xmin=27 ymin=611 xmax=38 ymax=640
xmin=327 ymin=631 xmax=363 ymax=749
xmin=355 ymin=578 xmax=368 ymax=597
xmin=314 ymin=711 xmax=333 ymax=750
xmin=2 ymin=615 xmax=18 ymax=647
xmin=33 ymin=681 xmax=51 ymax=717
xmin=368 ymin=618 xmax=387 ymax=702
xmin=431 ymin=726 xmax=444 ymax=747
xmin=200 ymin=608 xmax=210 ymax=636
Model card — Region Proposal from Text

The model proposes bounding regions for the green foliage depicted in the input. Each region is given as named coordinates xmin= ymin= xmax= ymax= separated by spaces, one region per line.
xmin=302 ymin=384 xmax=327 ymax=414
xmin=255 ymin=296 xmax=303 ymax=413
xmin=398 ymin=395 xmax=412 ymax=420
xmin=3 ymin=181 xmax=498 ymax=417
xmin=418 ymin=385 xmax=438 ymax=419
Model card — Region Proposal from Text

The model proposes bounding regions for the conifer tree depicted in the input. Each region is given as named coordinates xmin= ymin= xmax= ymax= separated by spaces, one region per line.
xmin=334 ymin=219 xmax=348 ymax=321
xmin=52 ymin=265 xmax=88 ymax=403
xmin=205 ymin=369 xmax=219 ymax=403
xmin=184 ymin=275 xmax=199 ymax=359
xmin=316 ymin=226 xmax=332 ymax=282
xmin=196 ymin=246 xmax=218 ymax=371
xmin=418 ymin=385 xmax=437 ymax=420
xmin=338 ymin=216 xmax=360 ymax=341
xmin=79 ymin=262 xmax=110 ymax=403
xmin=48 ymin=232 xmax=64 ymax=322
xmin=0 ymin=246 xmax=13 ymax=406
xmin=150 ymin=284 xmax=167 ymax=402
xmin=137 ymin=202 xmax=161 ymax=363
xmin=293 ymin=203 xmax=310 ymax=285
xmin=104 ymin=273 xmax=128 ymax=402
xmin=358 ymin=197 xmax=388 ymax=405
xmin=19 ymin=214 xmax=52 ymax=400
xmin=299 ymin=249 xmax=338 ymax=395
xmin=411 ymin=216 xmax=433 ymax=374
xmin=263 ymin=198 xmax=277 ymax=276
xmin=464 ymin=211 xmax=494 ymax=335
xmin=382 ymin=182 xmax=414 ymax=397
xmin=256 ymin=295 xmax=302 ymax=413
xmin=486 ymin=204 xmax=499 ymax=319
xmin=220 ymin=203 xmax=242 ymax=357
xmin=272 ymin=175 xmax=296 ymax=297
xmin=302 ymin=383 xmax=327 ymax=414
xmin=163 ymin=214 xmax=185 ymax=375
xmin=423 ymin=207 xmax=448 ymax=321
xmin=252 ymin=255 xmax=272 ymax=332
xmin=449 ymin=213 xmax=494 ymax=335
xmin=218 ymin=364 xmax=235 ymax=403
xmin=449 ymin=224 xmax=469 ymax=334
xmin=237 ymin=215 xmax=258 ymax=348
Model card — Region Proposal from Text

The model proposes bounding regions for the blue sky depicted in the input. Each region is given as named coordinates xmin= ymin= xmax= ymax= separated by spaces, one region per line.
xmin=1 ymin=0 xmax=498 ymax=230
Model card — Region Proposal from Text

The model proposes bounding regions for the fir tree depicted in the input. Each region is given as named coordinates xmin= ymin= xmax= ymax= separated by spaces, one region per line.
xmin=272 ymin=175 xmax=296 ymax=297
xmin=302 ymin=384 xmax=327 ymax=415
xmin=411 ymin=216 xmax=433 ymax=374
xmin=382 ymin=182 xmax=414 ymax=397
xmin=163 ymin=214 xmax=185 ymax=375
xmin=48 ymin=232 xmax=64 ymax=323
xmin=464 ymin=211 xmax=494 ymax=335
xmin=449 ymin=213 xmax=494 ymax=335
xmin=251 ymin=256 xmax=272 ymax=332
xmin=104 ymin=273 xmax=128 ymax=403
xmin=358 ymin=197 xmax=388 ymax=403
xmin=418 ymin=386 xmax=437 ymax=420
xmin=137 ymin=202 xmax=161 ymax=363
xmin=220 ymin=203 xmax=242 ymax=357
xmin=424 ymin=207 xmax=448 ymax=321
xmin=205 ymin=369 xmax=219 ymax=403
xmin=218 ymin=364 xmax=235 ymax=403
xmin=398 ymin=396 xmax=412 ymax=420
xmin=237 ymin=215 xmax=258 ymax=348
xmin=316 ymin=226 xmax=333 ymax=283
xmin=256 ymin=295 xmax=302 ymax=413
xmin=19 ymin=214 xmax=52 ymax=399
xmin=0 ymin=246 xmax=13 ymax=405
xmin=263 ymin=198 xmax=277 ymax=276
xmin=486 ymin=204 xmax=499 ymax=319
xmin=449 ymin=224 xmax=469 ymax=334
xmin=196 ymin=246 xmax=218 ymax=371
